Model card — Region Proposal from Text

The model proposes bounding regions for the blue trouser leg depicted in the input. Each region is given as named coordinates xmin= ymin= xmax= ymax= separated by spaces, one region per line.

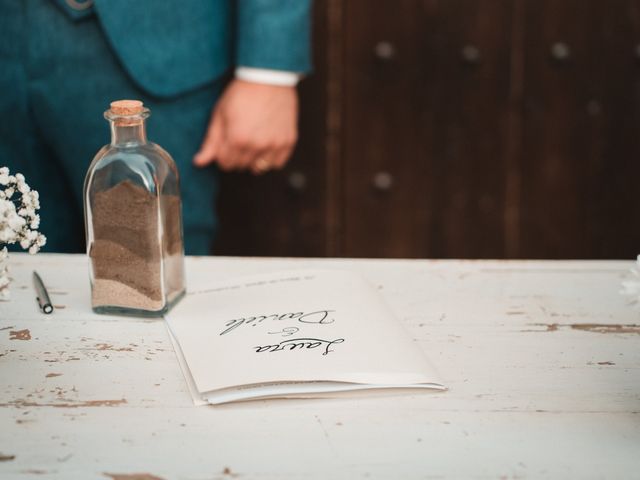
xmin=0 ymin=0 xmax=221 ymax=255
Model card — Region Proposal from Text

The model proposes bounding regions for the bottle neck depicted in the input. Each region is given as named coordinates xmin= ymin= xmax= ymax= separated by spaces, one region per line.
xmin=110 ymin=120 xmax=147 ymax=146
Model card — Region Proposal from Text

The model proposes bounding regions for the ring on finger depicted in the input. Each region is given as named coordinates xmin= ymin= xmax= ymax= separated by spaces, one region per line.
xmin=254 ymin=157 xmax=270 ymax=173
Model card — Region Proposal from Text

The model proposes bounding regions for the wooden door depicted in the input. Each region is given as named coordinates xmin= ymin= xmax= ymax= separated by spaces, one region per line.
xmin=519 ymin=0 xmax=640 ymax=258
xmin=215 ymin=0 xmax=640 ymax=259
xmin=342 ymin=0 xmax=514 ymax=258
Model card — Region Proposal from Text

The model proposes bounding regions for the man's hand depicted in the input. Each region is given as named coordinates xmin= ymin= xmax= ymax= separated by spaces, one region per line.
xmin=193 ymin=79 xmax=299 ymax=174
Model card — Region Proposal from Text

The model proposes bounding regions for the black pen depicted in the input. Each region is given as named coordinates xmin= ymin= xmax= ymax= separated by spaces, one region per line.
xmin=33 ymin=271 xmax=53 ymax=314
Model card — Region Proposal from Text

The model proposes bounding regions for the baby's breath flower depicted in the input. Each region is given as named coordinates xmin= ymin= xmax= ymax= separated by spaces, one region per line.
xmin=8 ymin=215 xmax=26 ymax=231
xmin=0 ymin=170 xmax=9 ymax=186
xmin=0 ymin=167 xmax=46 ymax=300
xmin=621 ymin=255 xmax=640 ymax=306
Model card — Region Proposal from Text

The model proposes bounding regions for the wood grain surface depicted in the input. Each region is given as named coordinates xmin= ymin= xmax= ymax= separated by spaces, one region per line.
xmin=1 ymin=253 xmax=638 ymax=479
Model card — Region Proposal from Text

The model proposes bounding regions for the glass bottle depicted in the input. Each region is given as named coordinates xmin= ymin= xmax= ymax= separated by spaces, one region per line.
xmin=84 ymin=100 xmax=186 ymax=316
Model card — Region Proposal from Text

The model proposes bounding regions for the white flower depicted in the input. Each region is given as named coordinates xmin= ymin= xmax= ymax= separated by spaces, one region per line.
xmin=621 ymin=255 xmax=640 ymax=305
xmin=0 ymin=166 xmax=46 ymax=300
xmin=21 ymin=191 xmax=39 ymax=210
xmin=0 ymin=197 xmax=14 ymax=214
xmin=8 ymin=215 xmax=26 ymax=231
xmin=0 ymin=228 xmax=12 ymax=243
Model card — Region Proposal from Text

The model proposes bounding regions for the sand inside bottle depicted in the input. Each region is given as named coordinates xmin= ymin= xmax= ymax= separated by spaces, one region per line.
xmin=89 ymin=180 xmax=183 ymax=312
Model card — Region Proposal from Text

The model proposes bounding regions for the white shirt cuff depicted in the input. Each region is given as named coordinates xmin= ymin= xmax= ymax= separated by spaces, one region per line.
xmin=235 ymin=67 xmax=300 ymax=87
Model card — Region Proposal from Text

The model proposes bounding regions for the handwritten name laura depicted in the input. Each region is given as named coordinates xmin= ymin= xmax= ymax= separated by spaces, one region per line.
xmin=219 ymin=310 xmax=344 ymax=356
xmin=254 ymin=337 xmax=345 ymax=356
xmin=220 ymin=310 xmax=335 ymax=336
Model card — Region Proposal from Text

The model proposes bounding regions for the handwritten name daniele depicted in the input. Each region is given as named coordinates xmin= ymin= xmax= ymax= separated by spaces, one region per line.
xmin=220 ymin=310 xmax=335 ymax=336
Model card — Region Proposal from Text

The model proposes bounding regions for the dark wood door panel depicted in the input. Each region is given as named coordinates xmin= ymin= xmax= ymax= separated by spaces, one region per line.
xmin=593 ymin=0 xmax=640 ymax=258
xmin=520 ymin=0 xmax=640 ymax=258
xmin=342 ymin=0 xmax=514 ymax=258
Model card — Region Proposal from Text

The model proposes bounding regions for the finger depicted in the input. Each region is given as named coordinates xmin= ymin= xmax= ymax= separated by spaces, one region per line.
xmin=218 ymin=139 xmax=254 ymax=171
xmin=231 ymin=144 xmax=256 ymax=171
xmin=215 ymin=139 xmax=236 ymax=172
xmin=193 ymin=110 xmax=223 ymax=167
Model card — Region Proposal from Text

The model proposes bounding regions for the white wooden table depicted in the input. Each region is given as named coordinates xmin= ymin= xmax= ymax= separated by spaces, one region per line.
xmin=1 ymin=254 xmax=639 ymax=479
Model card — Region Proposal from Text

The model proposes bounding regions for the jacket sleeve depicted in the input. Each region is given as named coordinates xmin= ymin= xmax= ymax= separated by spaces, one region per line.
xmin=236 ymin=0 xmax=313 ymax=74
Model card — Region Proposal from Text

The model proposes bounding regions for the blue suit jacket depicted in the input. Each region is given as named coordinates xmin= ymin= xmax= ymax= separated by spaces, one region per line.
xmin=90 ymin=0 xmax=312 ymax=97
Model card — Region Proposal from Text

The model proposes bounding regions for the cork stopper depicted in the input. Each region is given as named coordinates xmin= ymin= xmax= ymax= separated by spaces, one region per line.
xmin=107 ymin=100 xmax=147 ymax=126
xmin=110 ymin=100 xmax=144 ymax=116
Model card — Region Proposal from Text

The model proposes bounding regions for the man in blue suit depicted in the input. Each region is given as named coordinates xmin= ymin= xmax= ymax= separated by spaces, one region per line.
xmin=0 ymin=0 xmax=312 ymax=254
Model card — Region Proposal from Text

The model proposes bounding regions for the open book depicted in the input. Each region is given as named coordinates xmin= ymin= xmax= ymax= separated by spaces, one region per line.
xmin=165 ymin=269 xmax=445 ymax=405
